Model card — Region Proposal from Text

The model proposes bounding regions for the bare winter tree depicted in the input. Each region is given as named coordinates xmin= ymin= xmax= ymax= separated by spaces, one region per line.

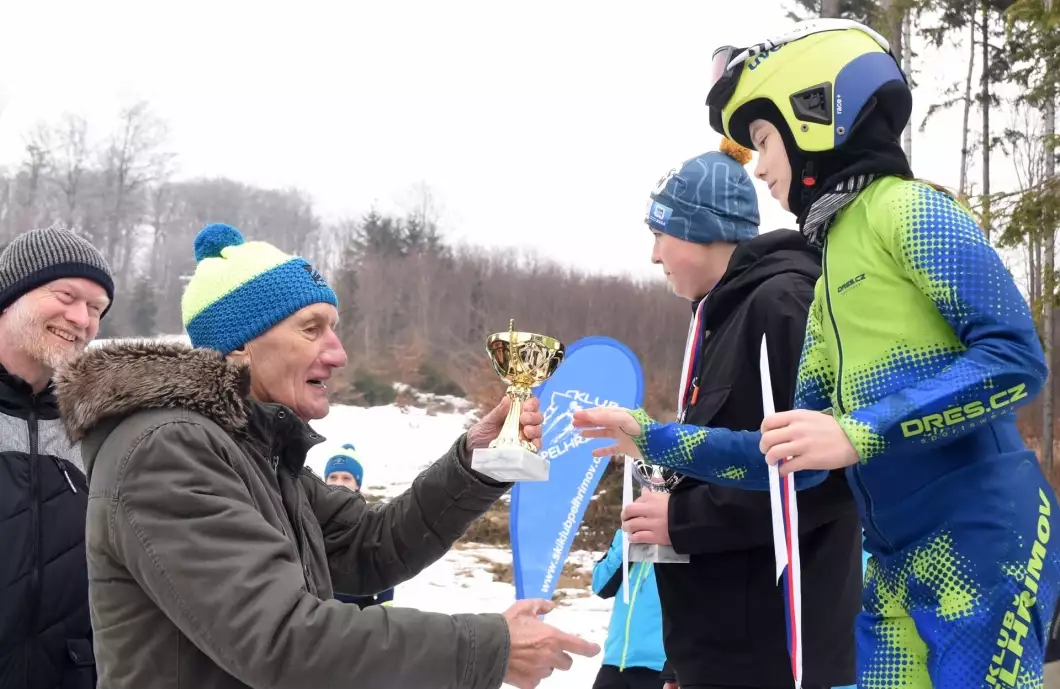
xmin=960 ymin=15 xmax=977 ymax=199
xmin=1000 ymin=103 xmax=1047 ymax=306
xmin=1007 ymin=0 xmax=1059 ymax=469
xmin=920 ymin=3 xmax=979 ymax=197
xmin=401 ymin=181 xmax=445 ymax=232
xmin=100 ymin=100 xmax=175 ymax=277
xmin=17 ymin=123 xmax=53 ymax=232
xmin=49 ymin=113 xmax=92 ymax=230
xmin=822 ymin=0 xmax=843 ymax=15
xmin=147 ymin=181 xmax=179 ymax=280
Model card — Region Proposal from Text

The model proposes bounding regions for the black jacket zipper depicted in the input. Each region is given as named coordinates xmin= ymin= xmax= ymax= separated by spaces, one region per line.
xmin=27 ymin=406 xmax=42 ymax=636
xmin=291 ymin=476 xmax=314 ymax=594
xmin=823 ymin=240 xmax=891 ymax=552
xmin=821 ymin=241 xmax=846 ymax=416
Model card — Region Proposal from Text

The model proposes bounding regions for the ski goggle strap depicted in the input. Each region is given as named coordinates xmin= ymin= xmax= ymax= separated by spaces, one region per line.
xmin=707 ymin=45 xmax=745 ymax=136
xmin=705 ymin=18 xmax=900 ymax=117
xmin=707 ymin=45 xmax=743 ymax=104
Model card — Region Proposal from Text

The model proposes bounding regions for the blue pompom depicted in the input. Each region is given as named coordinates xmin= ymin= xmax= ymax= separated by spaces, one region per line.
xmin=194 ymin=223 xmax=245 ymax=263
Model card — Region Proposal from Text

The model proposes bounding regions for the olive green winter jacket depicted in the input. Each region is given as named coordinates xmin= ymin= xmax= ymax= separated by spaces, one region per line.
xmin=55 ymin=341 xmax=512 ymax=689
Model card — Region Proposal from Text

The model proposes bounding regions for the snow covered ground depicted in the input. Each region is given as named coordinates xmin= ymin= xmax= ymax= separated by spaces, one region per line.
xmin=307 ymin=399 xmax=613 ymax=689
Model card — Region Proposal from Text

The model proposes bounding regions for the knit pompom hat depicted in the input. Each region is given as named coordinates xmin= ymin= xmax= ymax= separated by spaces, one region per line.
xmin=181 ymin=223 xmax=338 ymax=355
xmin=324 ymin=443 xmax=364 ymax=483
xmin=644 ymin=137 xmax=760 ymax=244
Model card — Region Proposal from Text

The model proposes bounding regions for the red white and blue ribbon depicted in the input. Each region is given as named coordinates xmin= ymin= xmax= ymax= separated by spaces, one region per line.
xmin=760 ymin=334 xmax=803 ymax=689
xmin=677 ymin=298 xmax=708 ymax=420
xmin=622 ymin=300 xmax=708 ymax=601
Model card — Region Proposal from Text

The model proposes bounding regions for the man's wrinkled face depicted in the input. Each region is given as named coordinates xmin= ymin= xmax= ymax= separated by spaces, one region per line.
xmin=232 ymin=303 xmax=348 ymax=421
xmin=326 ymin=471 xmax=360 ymax=490
xmin=2 ymin=278 xmax=109 ymax=370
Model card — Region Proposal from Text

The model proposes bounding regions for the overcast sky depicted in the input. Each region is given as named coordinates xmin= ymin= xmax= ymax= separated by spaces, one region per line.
xmin=0 ymin=0 xmax=1015 ymax=283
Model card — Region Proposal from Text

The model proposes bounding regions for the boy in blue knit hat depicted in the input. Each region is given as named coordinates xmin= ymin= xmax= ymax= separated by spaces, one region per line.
xmin=577 ymin=140 xmax=861 ymax=689
xmin=324 ymin=443 xmax=396 ymax=609
xmin=324 ymin=443 xmax=365 ymax=491
xmin=644 ymin=139 xmax=761 ymax=300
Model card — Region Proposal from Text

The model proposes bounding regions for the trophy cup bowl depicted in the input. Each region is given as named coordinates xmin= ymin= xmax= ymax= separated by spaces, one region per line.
xmin=628 ymin=458 xmax=690 ymax=564
xmin=470 ymin=319 xmax=565 ymax=482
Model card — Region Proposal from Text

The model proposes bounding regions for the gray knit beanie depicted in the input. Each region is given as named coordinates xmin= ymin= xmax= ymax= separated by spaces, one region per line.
xmin=0 ymin=225 xmax=115 ymax=317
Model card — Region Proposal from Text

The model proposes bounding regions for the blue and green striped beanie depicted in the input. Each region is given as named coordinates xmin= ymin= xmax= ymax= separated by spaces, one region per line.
xmin=181 ymin=223 xmax=338 ymax=355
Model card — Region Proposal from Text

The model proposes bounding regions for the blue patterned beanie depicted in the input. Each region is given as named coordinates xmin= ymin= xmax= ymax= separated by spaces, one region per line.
xmin=645 ymin=139 xmax=760 ymax=244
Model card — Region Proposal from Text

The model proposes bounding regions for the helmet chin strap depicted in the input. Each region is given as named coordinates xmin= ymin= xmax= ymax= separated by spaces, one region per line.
xmin=800 ymin=160 xmax=818 ymax=206
xmin=785 ymin=151 xmax=821 ymax=218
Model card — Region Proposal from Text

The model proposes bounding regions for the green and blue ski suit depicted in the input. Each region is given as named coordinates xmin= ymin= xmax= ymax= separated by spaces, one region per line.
xmin=631 ymin=177 xmax=1059 ymax=688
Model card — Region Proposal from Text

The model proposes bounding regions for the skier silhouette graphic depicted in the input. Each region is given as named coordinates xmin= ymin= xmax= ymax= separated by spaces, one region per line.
xmin=544 ymin=396 xmax=584 ymax=445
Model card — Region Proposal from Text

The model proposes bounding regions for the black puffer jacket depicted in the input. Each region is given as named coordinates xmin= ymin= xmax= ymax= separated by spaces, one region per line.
xmin=656 ymin=231 xmax=861 ymax=688
xmin=0 ymin=366 xmax=95 ymax=689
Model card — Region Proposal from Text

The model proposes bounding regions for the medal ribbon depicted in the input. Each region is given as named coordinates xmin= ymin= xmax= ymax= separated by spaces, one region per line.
xmin=677 ymin=299 xmax=708 ymax=420
xmin=759 ymin=335 xmax=803 ymax=689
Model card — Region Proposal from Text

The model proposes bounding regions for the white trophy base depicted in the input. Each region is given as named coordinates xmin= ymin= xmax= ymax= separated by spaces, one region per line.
xmin=629 ymin=542 xmax=690 ymax=564
xmin=471 ymin=445 xmax=550 ymax=482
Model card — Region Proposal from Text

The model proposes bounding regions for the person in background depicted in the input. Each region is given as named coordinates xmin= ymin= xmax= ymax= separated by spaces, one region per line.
xmin=591 ymin=528 xmax=667 ymax=689
xmin=324 ymin=443 xmax=396 ymax=609
xmin=324 ymin=442 xmax=365 ymax=491
xmin=0 ymin=225 xmax=114 ymax=689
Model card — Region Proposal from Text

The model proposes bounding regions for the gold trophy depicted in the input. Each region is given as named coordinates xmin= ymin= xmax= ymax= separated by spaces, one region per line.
xmin=471 ymin=319 xmax=565 ymax=482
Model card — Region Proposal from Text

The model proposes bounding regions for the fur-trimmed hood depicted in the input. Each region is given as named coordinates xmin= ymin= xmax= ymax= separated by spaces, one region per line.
xmin=55 ymin=340 xmax=252 ymax=443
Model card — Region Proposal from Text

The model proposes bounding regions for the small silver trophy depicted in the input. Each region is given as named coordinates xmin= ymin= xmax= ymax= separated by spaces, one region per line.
xmin=629 ymin=459 xmax=690 ymax=564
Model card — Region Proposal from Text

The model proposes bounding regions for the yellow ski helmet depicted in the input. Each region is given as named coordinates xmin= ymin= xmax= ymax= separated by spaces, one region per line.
xmin=706 ymin=19 xmax=910 ymax=155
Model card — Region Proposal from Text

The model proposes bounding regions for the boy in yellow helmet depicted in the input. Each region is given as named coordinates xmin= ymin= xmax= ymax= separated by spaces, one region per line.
xmin=575 ymin=17 xmax=1059 ymax=688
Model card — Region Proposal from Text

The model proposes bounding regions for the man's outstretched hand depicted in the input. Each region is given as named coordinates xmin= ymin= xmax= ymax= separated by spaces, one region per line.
xmin=466 ymin=396 xmax=544 ymax=454
xmin=502 ymin=599 xmax=600 ymax=689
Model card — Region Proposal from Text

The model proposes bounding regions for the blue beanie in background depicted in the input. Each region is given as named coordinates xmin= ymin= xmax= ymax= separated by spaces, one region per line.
xmin=324 ymin=443 xmax=364 ymax=484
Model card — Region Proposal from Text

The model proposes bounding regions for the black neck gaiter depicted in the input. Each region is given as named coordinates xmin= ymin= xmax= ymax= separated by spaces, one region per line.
xmin=781 ymin=96 xmax=913 ymax=244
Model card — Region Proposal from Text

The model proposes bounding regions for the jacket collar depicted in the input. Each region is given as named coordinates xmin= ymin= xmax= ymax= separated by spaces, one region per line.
xmin=244 ymin=400 xmax=324 ymax=474
xmin=694 ymin=230 xmax=821 ymax=329
xmin=54 ymin=341 xmax=323 ymax=473
xmin=0 ymin=362 xmax=58 ymax=418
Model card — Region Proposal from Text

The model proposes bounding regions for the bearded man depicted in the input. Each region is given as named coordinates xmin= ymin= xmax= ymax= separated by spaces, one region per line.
xmin=0 ymin=225 xmax=114 ymax=689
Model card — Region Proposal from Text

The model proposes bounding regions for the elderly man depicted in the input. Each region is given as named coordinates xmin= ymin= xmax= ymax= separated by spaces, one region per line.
xmin=0 ymin=225 xmax=114 ymax=689
xmin=56 ymin=223 xmax=597 ymax=689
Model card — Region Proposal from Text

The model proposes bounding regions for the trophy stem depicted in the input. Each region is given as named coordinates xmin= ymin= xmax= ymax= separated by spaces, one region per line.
xmin=490 ymin=384 xmax=535 ymax=453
